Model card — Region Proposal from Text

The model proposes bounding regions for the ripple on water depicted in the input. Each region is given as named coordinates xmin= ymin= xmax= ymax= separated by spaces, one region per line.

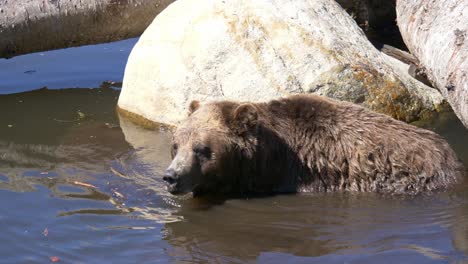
xmin=1 ymin=85 xmax=468 ymax=263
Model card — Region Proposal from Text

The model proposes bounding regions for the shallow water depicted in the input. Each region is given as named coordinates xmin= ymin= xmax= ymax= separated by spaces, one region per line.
xmin=1 ymin=41 xmax=468 ymax=264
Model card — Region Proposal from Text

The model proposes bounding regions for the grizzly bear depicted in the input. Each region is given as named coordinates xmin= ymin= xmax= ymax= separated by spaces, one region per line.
xmin=163 ymin=94 xmax=464 ymax=196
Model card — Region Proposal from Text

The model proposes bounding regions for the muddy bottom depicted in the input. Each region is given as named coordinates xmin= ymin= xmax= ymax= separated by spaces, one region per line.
xmin=1 ymin=42 xmax=468 ymax=264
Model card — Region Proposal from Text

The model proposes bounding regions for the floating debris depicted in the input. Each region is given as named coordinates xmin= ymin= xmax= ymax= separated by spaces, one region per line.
xmin=110 ymin=167 xmax=126 ymax=178
xmin=105 ymin=122 xmax=119 ymax=129
xmin=72 ymin=181 xmax=97 ymax=189
xmin=77 ymin=110 xmax=86 ymax=119
xmin=111 ymin=188 xmax=126 ymax=200
xmin=42 ymin=228 xmax=49 ymax=237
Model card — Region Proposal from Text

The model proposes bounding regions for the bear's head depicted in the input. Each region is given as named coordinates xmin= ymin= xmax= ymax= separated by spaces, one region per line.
xmin=163 ymin=100 xmax=259 ymax=196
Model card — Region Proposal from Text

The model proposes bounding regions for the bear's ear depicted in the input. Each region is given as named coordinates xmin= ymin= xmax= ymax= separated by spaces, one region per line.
xmin=188 ymin=100 xmax=200 ymax=116
xmin=232 ymin=103 xmax=258 ymax=134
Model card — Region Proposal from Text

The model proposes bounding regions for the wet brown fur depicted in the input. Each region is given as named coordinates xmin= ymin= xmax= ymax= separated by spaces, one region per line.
xmin=170 ymin=94 xmax=464 ymax=195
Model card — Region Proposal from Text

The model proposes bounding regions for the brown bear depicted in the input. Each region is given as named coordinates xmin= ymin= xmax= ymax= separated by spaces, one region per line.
xmin=163 ymin=94 xmax=464 ymax=196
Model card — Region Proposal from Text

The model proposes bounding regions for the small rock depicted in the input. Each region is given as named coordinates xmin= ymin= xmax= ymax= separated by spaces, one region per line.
xmin=77 ymin=110 xmax=86 ymax=119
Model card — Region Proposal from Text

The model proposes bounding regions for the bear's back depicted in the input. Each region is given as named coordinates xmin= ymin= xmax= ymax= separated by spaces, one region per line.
xmin=260 ymin=94 xmax=463 ymax=194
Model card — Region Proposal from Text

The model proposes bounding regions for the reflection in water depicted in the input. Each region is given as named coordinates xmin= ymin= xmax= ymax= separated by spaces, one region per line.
xmin=451 ymin=189 xmax=468 ymax=260
xmin=0 ymin=88 xmax=179 ymax=223
xmin=0 ymin=87 xmax=130 ymax=192
xmin=58 ymin=209 xmax=129 ymax=217
xmin=162 ymin=190 xmax=468 ymax=263
xmin=116 ymin=114 xmax=183 ymax=222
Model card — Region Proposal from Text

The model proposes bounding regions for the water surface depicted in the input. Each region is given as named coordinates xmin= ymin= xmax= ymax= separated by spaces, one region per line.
xmin=1 ymin=41 xmax=468 ymax=264
xmin=0 ymin=38 xmax=137 ymax=94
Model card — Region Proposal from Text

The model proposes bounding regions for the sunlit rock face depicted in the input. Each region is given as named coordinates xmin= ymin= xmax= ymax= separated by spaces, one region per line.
xmin=119 ymin=0 xmax=443 ymax=126
xmin=397 ymin=0 xmax=468 ymax=128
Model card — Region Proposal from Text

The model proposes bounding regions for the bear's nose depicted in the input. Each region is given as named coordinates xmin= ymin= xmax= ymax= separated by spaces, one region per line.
xmin=163 ymin=169 xmax=177 ymax=185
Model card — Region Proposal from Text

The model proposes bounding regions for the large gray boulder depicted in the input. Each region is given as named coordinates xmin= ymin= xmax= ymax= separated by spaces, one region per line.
xmin=119 ymin=0 xmax=443 ymax=126
xmin=397 ymin=0 xmax=468 ymax=128
xmin=0 ymin=0 xmax=174 ymax=58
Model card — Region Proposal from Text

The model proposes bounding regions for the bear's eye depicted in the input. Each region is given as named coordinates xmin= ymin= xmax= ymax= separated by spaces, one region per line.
xmin=193 ymin=144 xmax=212 ymax=160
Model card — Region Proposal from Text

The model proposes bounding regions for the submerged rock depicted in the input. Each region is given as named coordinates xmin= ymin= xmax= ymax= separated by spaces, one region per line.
xmin=119 ymin=0 xmax=443 ymax=126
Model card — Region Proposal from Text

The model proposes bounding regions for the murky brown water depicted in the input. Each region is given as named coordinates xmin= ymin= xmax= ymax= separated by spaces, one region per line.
xmin=1 ymin=42 xmax=468 ymax=263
